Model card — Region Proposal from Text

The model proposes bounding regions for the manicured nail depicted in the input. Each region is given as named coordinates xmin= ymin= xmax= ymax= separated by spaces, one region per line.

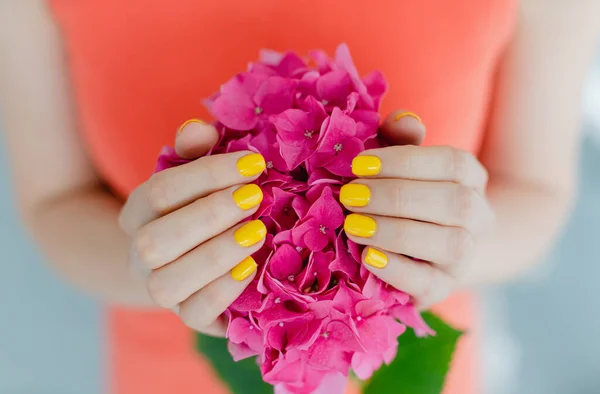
xmin=340 ymin=184 xmax=371 ymax=207
xmin=364 ymin=247 xmax=388 ymax=269
xmin=231 ymin=256 xmax=258 ymax=281
xmin=344 ymin=214 xmax=377 ymax=238
xmin=233 ymin=184 xmax=263 ymax=210
xmin=234 ymin=220 xmax=267 ymax=247
xmin=236 ymin=153 xmax=266 ymax=177
xmin=177 ymin=118 xmax=206 ymax=134
xmin=394 ymin=111 xmax=422 ymax=124
xmin=352 ymin=156 xmax=382 ymax=176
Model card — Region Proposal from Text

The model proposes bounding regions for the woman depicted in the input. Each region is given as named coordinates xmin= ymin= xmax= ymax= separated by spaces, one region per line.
xmin=1 ymin=1 xmax=598 ymax=393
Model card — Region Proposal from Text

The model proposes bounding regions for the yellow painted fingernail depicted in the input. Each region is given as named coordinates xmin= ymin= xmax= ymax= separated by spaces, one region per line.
xmin=394 ymin=111 xmax=422 ymax=124
xmin=344 ymin=214 xmax=377 ymax=238
xmin=233 ymin=184 xmax=263 ymax=210
xmin=352 ymin=156 xmax=381 ymax=176
xmin=234 ymin=220 xmax=267 ymax=247
xmin=236 ymin=153 xmax=266 ymax=177
xmin=231 ymin=256 xmax=258 ymax=281
xmin=177 ymin=118 xmax=206 ymax=134
xmin=340 ymin=184 xmax=371 ymax=207
xmin=364 ymin=247 xmax=388 ymax=268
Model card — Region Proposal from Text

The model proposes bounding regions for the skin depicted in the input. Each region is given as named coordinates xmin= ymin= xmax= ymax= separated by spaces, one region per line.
xmin=1 ymin=1 xmax=599 ymax=336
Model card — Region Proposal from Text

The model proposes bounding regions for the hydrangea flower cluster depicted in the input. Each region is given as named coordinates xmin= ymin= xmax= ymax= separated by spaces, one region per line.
xmin=156 ymin=44 xmax=433 ymax=394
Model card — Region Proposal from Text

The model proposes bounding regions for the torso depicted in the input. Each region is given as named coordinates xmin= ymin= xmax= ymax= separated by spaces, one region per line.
xmin=47 ymin=1 xmax=516 ymax=393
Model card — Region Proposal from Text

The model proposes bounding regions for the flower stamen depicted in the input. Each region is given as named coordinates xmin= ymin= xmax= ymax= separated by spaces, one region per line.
xmin=255 ymin=107 xmax=263 ymax=115
xmin=334 ymin=143 xmax=343 ymax=152
xmin=319 ymin=225 xmax=328 ymax=234
xmin=304 ymin=130 xmax=315 ymax=139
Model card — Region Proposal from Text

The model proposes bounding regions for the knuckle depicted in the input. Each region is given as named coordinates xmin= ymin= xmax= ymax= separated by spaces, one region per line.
xmin=448 ymin=227 xmax=474 ymax=264
xmin=453 ymin=185 xmax=478 ymax=227
xmin=448 ymin=148 xmax=470 ymax=184
xmin=146 ymin=173 xmax=171 ymax=213
xmin=391 ymin=181 xmax=409 ymax=216
xmin=132 ymin=227 xmax=161 ymax=268
xmin=146 ymin=271 xmax=177 ymax=308
xmin=419 ymin=267 xmax=452 ymax=307
xmin=179 ymin=296 xmax=216 ymax=330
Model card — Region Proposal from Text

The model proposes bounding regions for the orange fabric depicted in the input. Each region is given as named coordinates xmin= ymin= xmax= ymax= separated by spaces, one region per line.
xmin=47 ymin=1 xmax=516 ymax=393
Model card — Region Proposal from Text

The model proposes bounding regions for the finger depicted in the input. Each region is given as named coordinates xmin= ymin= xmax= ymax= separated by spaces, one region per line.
xmin=351 ymin=145 xmax=488 ymax=193
xmin=134 ymin=184 xmax=264 ymax=269
xmin=175 ymin=119 xmax=220 ymax=160
xmin=379 ymin=110 xmax=425 ymax=146
xmin=172 ymin=309 xmax=227 ymax=337
xmin=178 ymin=268 xmax=257 ymax=332
xmin=120 ymin=151 xmax=266 ymax=234
xmin=146 ymin=220 xmax=265 ymax=308
xmin=360 ymin=247 xmax=454 ymax=307
xmin=340 ymin=179 xmax=494 ymax=234
xmin=344 ymin=213 xmax=475 ymax=267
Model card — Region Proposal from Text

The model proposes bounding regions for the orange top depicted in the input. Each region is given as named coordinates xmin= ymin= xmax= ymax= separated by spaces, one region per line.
xmin=47 ymin=1 xmax=516 ymax=393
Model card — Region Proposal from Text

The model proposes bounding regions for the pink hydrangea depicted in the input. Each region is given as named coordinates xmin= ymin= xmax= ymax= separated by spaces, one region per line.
xmin=155 ymin=43 xmax=433 ymax=394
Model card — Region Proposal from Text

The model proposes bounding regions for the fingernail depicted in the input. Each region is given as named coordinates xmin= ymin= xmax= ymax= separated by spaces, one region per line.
xmin=340 ymin=184 xmax=371 ymax=207
xmin=394 ymin=111 xmax=422 ymax=124
xmin=233 ymin=184 xmax=263 ymax=210
xmin=344 ymin=214 xmax=377 ymax=238
xmin=236 ymin=153 xmax=266 ymax=177
xmin=177 ymin=118 xmax=206 ymax=134
xmin=231 ymin=256 xmax=258 ymax=281
xmin=364 ymin=247 xmax=388 ymax=268
xmin=234 ymin=220 xmax=267 ymax=247
xmin=352 ymin=156 xmax=381 ymax=176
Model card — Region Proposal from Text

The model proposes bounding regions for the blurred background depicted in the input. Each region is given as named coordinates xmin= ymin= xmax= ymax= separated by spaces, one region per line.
xmin=1 ymin=51 xmax=599 ymax=394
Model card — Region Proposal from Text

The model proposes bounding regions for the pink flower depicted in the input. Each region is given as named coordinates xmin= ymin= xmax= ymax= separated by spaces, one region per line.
xmin=155 ymin=43 xmax=431 ymax=394
xmin=309 ymin=108 xmax=364 ymax=177
xmin=212 ymin=73 xmax=297 ymax=130
xmin=270 ymin=96 xmax=327 ymax=170
xmin=291 ymin=187 xmax=344 ymax=251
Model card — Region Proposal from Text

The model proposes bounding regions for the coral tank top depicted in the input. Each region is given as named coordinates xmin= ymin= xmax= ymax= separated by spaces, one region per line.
xmin=47 ymin=1 xmax=516 ymax=393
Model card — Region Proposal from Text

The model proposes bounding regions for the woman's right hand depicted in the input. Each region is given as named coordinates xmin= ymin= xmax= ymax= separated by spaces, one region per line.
xmin=118 ymin=120 xmax=267 ymax=336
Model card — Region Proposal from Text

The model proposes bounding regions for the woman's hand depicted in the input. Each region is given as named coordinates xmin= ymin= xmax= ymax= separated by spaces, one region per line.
xmin=119 ymin=120 xmax=267 ymax=336
xmin=343 ymin=112 xmax=495 ymax=308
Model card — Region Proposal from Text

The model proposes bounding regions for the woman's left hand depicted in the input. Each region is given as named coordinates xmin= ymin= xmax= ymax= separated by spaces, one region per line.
xmin=342 ymin=111 xmax=495 ymax=308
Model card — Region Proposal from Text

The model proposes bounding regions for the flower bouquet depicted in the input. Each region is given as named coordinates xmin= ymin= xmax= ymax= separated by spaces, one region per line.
xmin=156 ymin=44 xmax=461 ymax=394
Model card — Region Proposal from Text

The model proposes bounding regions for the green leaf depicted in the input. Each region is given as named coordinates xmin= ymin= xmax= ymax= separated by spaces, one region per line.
xmin=195 ymin=334 xmax=273 ymax=394
xmin=363 ymin=312 xmax=463 ymax=394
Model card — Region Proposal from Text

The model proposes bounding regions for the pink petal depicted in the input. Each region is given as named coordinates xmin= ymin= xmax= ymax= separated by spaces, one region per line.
xmin=350 ymin=110 xmax=380 ymax=141
xmin=227 ymin=341 xmax=258 ymax=361
xmin=316 ymin=70 xmax=352 ymax=107
xmin=351 ymin=352 xmax=383 ymax=380
xmin=254 ymin=76 xmax=297 ymax=115
xmin=305 ymin=187 xmax=345 ymax=230
xmin=390 ymin=304 xmax=436 ymax=337
xmin=363 ymin=70 xmax=388 ymax=110
xmin=324 ymin=137 xmax=364 ymax=177
xmin=212 ymin=91 xmax=257 ymax=130
xmin=270 ymin=244 xmax=303 ymax=280
xmin=303 ymin=228 xmax=330 ymax=252
xmin=230 ymin=280 xmax=263 ymax=312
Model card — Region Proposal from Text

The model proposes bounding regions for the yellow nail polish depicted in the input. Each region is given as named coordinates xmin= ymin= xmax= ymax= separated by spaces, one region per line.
xmin=340 ymin=184 xmax=371 ymax=207
xmin=177 ymin=118 xmax=206 ymax=134
xmin=231 ymin=256 xmax=258 ymax=281
xmin=234 ymin=220 xmax=267 ymax=247
xmin=352 ymin=156 xmax=382 ymax=176
xmin=344 ymin=214 xmax=377 ymax=238
xmin=364 ymin=247 xmax=388 ymax=268
xmin=233 ymin=184 xmax=263 ymax=210
xmin=394 ymin=111 xmax=422 ymax=124
xmin=236 ymin=153 xmax=266 ymax=177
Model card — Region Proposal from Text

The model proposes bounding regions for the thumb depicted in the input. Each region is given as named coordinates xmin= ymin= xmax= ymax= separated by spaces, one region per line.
xmin=379 ymin=110 xmax=426 ymax=146
xmin=174 ymin=119 xmax=220 ymax=159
